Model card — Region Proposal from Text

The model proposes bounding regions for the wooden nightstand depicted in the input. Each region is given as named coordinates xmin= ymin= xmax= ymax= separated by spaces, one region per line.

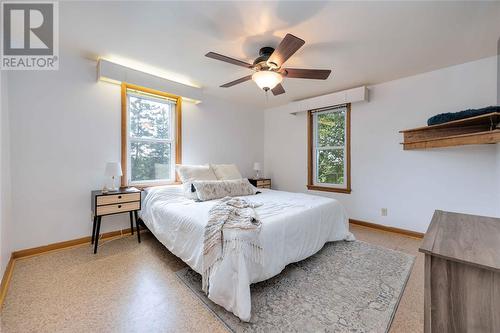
xmin=249 ymin=178 xmax=271 ymax=189
xmin=91 ymin=187 xmax=142 ymax=253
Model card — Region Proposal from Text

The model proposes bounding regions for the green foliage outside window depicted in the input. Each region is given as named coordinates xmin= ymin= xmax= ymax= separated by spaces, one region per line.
xmin=316 ymin=109 xmax=345 ymax=185
xmin=129 ymin=95 xmax=173 ymax=182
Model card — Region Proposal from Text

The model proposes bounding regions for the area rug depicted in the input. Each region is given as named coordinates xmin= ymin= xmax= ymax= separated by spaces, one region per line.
xmin=176 ymin=241 xmax=414 ymax=333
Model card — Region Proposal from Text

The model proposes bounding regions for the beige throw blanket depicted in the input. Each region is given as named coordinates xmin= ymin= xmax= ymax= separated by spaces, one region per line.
xmin=202 ymin=197 xmax=263 ymax=293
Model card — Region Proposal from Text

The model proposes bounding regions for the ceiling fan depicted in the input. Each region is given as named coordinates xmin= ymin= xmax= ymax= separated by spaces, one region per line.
xmin=205 ymin=33 xmax=331 ymax=96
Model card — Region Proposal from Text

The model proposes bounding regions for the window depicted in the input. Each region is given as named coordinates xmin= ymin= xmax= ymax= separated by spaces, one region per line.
xmin=121 ymin=83 xmax=182 ymax=186
xmin=307 ymin=104 xmax=351 ymax=193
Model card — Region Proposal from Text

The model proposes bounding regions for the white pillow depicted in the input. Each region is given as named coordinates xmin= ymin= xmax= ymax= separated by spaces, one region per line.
xmin=211 ymin=164 xmax=242 ymax=180
xmin=192 ymin=179 xmax=257 ymax=201
xmin=176 ymin=164 xmax=217 ymax=199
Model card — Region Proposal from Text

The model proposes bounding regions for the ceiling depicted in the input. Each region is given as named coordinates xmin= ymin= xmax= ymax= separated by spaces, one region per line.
xmin=62 ymin=1 xmax=500 ymax=108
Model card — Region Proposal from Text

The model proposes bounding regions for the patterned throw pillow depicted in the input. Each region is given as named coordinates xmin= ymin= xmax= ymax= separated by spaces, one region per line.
xmin=192 ymin=179 xmax=257 ymax=201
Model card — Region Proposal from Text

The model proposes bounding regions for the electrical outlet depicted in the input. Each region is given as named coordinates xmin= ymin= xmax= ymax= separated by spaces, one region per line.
xmin=381 ymin=208 xmax=388 ymax=216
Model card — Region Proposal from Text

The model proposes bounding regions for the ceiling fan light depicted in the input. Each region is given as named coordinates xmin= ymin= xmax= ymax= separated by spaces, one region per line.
xmin=252 ymin=71 xmax=283 ymax=90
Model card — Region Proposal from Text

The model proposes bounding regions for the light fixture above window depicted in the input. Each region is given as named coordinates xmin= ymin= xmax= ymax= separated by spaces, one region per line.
xmin=252 ymin=70 xmax=283 ymax=91
xmin=97 ymin=58 xmax=203 ymax=104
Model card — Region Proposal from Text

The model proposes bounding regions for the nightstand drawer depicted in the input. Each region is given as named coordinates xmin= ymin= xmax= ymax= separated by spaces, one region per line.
xmin=96 ymin=193 xmax=141 ymax=206
xmin=96 ymin=201 xmax=140 ymax=216
xmin=249 ymin=178 xmax=271 ymax=189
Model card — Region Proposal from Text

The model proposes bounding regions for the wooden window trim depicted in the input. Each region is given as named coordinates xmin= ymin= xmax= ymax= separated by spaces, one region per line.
xmin=307 ymin=103 xmax=351 ymax=194
xmin=121 ymin=82 xmax=182 ymax=187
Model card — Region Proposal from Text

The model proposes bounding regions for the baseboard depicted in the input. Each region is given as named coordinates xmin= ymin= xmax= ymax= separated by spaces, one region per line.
xmin=0 ymin=255 xmax=15 ymax=310
xmin=12 ymin=227 xmax=137 ymax=259
xmin=1 ymin=226 xmax=145 ymax=309
xmin=349 ymin=219 xmax=424 ymax=239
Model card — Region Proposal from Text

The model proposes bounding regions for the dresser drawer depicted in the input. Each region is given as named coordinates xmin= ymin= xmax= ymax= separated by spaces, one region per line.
xmin=96 ymin=193 xmax=140 ymax=206
xmin=96 ymin=201 xmax=140 ymax=216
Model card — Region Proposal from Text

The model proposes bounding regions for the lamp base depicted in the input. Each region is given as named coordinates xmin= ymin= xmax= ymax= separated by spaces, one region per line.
xmin=108 ymin=176 xmax=118 ymax=192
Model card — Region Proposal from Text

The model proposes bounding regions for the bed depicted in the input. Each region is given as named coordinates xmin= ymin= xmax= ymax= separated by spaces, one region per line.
xmin=140 ymin=185 xmax=354 ymax=321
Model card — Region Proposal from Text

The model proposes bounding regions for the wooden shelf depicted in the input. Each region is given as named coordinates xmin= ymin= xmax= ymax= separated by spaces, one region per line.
xmin=400 ymin=112 xmax=500 ymax=150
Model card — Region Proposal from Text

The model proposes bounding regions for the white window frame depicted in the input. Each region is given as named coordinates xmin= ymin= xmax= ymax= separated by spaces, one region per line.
xmin=125 ymin=91 xmax=177 ymax=186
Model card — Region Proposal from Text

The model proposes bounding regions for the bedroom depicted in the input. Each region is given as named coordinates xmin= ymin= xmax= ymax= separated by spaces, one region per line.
xmin=1 ymin=1 xmax=499 ymax=332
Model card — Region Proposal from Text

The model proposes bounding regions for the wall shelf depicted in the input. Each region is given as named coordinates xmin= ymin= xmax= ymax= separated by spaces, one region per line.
xmin=399 ymin=112 xmax=500 ymax=150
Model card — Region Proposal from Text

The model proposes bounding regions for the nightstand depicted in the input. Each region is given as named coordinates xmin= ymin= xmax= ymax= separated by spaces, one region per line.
xmin=91 ymin=187 xmax=142 ymax=253
xmin=249 ymin=178 xmax=271 ymax=189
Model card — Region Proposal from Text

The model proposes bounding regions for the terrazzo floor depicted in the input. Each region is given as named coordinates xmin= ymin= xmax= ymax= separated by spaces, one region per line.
xmin=0 ymin=224 xmax=423 ymax=332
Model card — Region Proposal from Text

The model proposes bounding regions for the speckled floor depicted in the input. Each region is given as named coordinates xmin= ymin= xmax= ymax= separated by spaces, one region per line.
xmin=0 ymin=224 xmax=423 ymax=333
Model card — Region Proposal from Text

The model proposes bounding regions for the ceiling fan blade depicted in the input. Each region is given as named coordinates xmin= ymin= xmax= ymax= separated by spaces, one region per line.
xmin=220 ymin=75 xmax=253 ymax=88
xmin=267 ymin=34 xmax=305 ymax=68
xmin=205 ymin=52 xmax=253 ymax=68
xmin=271 ymin=83 xmax=285 ymax=96
xmin=283 ymin=68 xmax=331 ymax=80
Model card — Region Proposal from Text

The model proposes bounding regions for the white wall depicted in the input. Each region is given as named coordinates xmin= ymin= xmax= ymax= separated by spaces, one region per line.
xmin=182 ymin=98 xmax=263 ymax=177
xmin=0 ymin=70 xmax=3 ymax=276
xmin=264 ymin=56 xmax=499 ymax=233
xmin=1 ymin=70 xmax=13 ymax=277
xmin=5 ymin=48 xmax=264 ymax=251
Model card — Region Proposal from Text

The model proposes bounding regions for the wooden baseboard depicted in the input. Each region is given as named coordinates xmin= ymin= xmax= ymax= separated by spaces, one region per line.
xmin=12 ymin=227 xmax=138 ymax=259
xmin=349 ymin=219 xmax=424 ymax=239
xmin=1 ymin=226 xmax=145 ymax=310
xmin=0 ymin=255 xmax=15 ymax=310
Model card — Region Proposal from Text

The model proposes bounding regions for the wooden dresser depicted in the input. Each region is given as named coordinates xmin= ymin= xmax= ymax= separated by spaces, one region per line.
xmin=419 ymin=210 xmax=500 ymax=332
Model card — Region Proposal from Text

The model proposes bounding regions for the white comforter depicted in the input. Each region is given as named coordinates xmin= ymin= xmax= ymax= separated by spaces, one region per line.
xmin=141 ymin=186 xmax=354 ymax=321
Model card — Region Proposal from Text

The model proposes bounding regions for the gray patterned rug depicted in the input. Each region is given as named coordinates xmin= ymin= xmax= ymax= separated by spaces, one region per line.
xmin=176 ymin=241 xmax=414 ymax=333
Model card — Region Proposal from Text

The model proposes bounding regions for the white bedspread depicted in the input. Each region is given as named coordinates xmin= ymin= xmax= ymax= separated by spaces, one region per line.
xmin=141 ymin=185 xmax=354 ymax=321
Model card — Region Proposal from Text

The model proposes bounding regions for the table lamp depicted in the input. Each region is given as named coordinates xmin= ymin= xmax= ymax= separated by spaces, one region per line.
xmin=253 ymin=162 xmax=261 ymax=179
xmin=105 ymin=162 xmax=122 ymax=191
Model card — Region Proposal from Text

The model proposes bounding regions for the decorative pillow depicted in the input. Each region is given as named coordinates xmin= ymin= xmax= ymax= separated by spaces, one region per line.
xmin=176 ymin=164 xmax=217 ymax=199
xmin=192 ymin=179 xmax=257 ymax=201
xmin=211 ymin=164 xmax=242 ymax=180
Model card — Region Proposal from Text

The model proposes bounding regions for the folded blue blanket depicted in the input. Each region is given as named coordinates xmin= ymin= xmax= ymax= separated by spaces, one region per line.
xmin=427 ymin=106 xmax=500 ymax=126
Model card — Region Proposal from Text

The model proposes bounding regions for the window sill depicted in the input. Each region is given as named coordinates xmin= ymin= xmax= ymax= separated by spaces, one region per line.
xmin=306 ymin=185 xmax=351 ymax=194
xmin=129 ymin=181 xmax=181 ymax=189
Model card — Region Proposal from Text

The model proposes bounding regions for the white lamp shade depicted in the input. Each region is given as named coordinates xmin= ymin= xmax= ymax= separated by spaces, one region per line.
xmin=252 ymin=71 xmax=283 ymax=90
xmin=253 ymin=162 xmax=261 ymax=171
xmin=105 ymin=162 xmax=123 ymax=177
